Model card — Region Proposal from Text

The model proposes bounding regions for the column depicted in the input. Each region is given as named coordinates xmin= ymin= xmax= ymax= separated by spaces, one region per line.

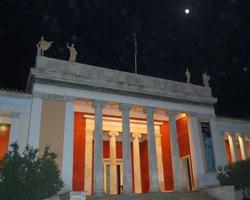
xmin=8 ymin=112 xmax=20 ymax=150
xmin=244 ymin=136 xmax=250 ymax=158
xmin=145 ymin=107 xmax=159 ymax=192
xmin=155 ymin=131 xmax=165 ymax=192
xmin=109 ymin=131 xmax=119 ymax=195
xmin=168 ymin=111 xmax=182 ymax=191
xmin=93 ymin=100 xmax=105 ymax=195
xmin=237 ymin=133 xmax=246 ymax=160
xmin=120 ymin=104 xmax=132 ymax=193
xmin=210 ymin=117 xmax=227 ymax=168
xmin=84 ymin=130 xmax=93 ymax=194
xmin=61 ymin=97 xmax=74 ymax=190
xmin=187 ymin=113 xmax=206 ymax=188
xmin=217 ymin=132 xmax=228 ymax=167
xmin=227 ymin=133 xmax=237 ymax=162
xmin=28 ymin=96 xmax=42 ymax=148
xmin=232 ymin=134 xmax=239 ymax=161
xmin=132 ymin=133 xmax=142 ymax=193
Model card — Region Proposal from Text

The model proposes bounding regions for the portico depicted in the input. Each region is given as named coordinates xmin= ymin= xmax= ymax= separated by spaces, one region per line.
xmin=26 ymin=56 xmax=221 ymax=195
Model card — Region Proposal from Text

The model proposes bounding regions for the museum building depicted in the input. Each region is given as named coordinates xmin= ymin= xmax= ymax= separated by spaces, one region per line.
xmin=0 ymin=56 xmax=250 ymax=195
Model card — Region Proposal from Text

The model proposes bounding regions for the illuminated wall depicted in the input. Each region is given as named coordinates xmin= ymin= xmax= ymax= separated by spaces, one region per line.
xmin=73 ymin=112 xmax=86 ymax=191
xmin=225 ymin=140 xmax=232 ymax=164
xmin=160 ymin=121 xmax=174 ymax=191
xmin=140 ymin=140 xmax=149 ymax=193
xmin=0 ymin=124 xmax=10 ymax=160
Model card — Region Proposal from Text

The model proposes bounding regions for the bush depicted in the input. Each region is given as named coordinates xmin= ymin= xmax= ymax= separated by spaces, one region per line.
xmin=217 ymin=159 xmax=250 ymax=200
xmin=0 ymin=143 xmax=63 ymax=200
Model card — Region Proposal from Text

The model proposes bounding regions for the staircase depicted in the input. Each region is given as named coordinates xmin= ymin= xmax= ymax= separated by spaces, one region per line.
xmin=86 ymin=191 xmax=217 ymax=200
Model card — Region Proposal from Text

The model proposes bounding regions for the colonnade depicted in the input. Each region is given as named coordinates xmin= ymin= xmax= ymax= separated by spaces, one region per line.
xmin=27 ymin=96 xmax=210 ymax=194
xmin=225 ymin=132 xmax=250 ymax=162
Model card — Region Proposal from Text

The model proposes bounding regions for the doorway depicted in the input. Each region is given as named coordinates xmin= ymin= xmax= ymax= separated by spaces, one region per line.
xmin=104 ymin=160 xmax=123 ymax=194
xmin=181 ymin=156 xmax=193 ymax=191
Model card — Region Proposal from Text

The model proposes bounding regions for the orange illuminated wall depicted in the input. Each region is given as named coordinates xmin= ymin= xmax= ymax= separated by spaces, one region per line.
xmin=140 ymin=140 xmax=150 ymax=193
xmin=103 ymin=141 xmax=122 ymax=159
xmin=246 ymin=141 xmax=250 ymax=157
xmin=225 ymin=140 xmax=232 ymax=164
xmin=160 ymin=121 xmax=174 ymax=191
xmin=103 ymin=141 xmax=110 ymax=158
xmin=236 ymin=143 xmax=242 ymax=161
xmin=176 ymin=116 xmax=194 ymax=189
xmin=73 ymin=112 xmax=86 ymax=191
xmin=176 ymin=117 xmax=191 ymax=157
xmin=0 ymin=124 xmax=10 ymax=160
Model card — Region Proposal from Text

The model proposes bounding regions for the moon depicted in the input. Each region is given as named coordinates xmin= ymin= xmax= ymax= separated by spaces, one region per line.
xmin=185 ymin=9 xmax=190 ymax=14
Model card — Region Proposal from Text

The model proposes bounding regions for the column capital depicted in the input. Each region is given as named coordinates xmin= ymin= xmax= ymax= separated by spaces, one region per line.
xmin=33 ymin=92 xmax=43 ymax=99
xmin=64 ymin=96 xmax=75 ymax=103
xmin=119 ymin=103 xmax=132 ymax=112
xmin=132 ymin=133 xmax=142 ymax=139
xmin=144 ymin=106 xmax=155 ymax=115
xmin=109 ymin=131 xmax=119 ymax=137
xmin=165 ymin=110 xmax=178 ymax=117
xmin=235 ymin=132 xmax=242 ymax=137
xmin=11 ymin=112 xmax=20 ymax=118
xmin=93 ymin=100 xmax=105 ymax=109
xmin=244 ymin=135 xmax=250 ymax=141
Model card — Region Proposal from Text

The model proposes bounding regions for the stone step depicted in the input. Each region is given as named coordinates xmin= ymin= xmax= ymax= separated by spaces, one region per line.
xmin=86 ymin=191 xmax=217 ymax=200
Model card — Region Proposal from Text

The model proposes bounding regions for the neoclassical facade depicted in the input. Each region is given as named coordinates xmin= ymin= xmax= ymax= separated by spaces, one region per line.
xmin=0 ymin=56 xmax=250 ymax=195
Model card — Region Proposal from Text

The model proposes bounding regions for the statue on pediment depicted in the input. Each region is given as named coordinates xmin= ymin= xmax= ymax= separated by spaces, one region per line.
xmin=202 ymin=72 xmax=210 ymax=87
xmin=185 ymin=68 xmax=191 ymax=83
xmin=67 ymin=43 xmax=78 ymax=62
xmin=36 ymin=36 xmax=53 ymax=56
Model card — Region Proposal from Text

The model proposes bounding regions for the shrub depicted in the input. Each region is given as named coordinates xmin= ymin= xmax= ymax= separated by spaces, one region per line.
xmin=217 ymin=159 xmax=250 ymax=200
xmin=0 ymin=143 xmax=63 ymax=200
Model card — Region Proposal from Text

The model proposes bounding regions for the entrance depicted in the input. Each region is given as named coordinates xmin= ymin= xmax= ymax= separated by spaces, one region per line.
xmin=104 ymin=160 xmax=123 ymax=194
xmin=181 ymin=156 xmax=193 ymax=191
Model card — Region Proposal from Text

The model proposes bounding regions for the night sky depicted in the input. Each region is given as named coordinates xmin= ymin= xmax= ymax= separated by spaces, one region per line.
xmin=0 ymin=0 xmax=250 ymax=118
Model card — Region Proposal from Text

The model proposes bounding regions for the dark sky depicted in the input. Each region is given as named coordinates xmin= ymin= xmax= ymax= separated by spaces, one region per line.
xmin=0 ymin=0 xmax=250 ymax=118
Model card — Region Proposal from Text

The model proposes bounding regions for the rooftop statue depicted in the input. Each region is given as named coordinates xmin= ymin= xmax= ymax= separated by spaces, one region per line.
xmin=202 ymin=72 xmax=210 ymax=87
xmin=67 ymin=43 xmax=78 ymax=62
xmin=185 ymin=68 xmax=191 ymax=84
xmin=36 ymin=36 xmax=53 ymax=56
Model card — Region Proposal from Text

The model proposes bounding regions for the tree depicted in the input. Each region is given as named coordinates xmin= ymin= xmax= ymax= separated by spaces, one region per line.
xmin=217 ymin=159 xmax=250 ymax=200
xmin=0 ymin=143 xmax=63 ymax=200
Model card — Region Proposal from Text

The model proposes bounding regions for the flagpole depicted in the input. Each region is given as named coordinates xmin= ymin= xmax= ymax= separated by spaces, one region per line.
xmin=134 ymin=32 xmax=138 ymax=74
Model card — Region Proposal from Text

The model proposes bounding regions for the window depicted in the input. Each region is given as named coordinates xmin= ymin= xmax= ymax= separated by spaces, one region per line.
xmin=200 ymin=122 xmax=215 ymax=172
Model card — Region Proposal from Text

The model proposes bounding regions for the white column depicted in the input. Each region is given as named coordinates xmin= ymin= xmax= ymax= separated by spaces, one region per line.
xmin=93 ymin=100 xmax=105 ymax=195
xmin=237 ymin=133 xmax=246 ymax=160
xmin=145 ymin=107 xmax=159 ymax=192
xmin=109 ymin=131 xmax=119 ymax=195
xmin=232 ymin=134 xmax=239 ymax=161
xmin=8 ymin=112 xmax=20 ymax=150
xmin=218 ymin=132 xmax=228 ymax=166
xmin=244 ymin=136 xmax=250 ymax=158
xmin=227 ymin=133 xmax=237 ymax=162
xmin=132 ymin=133 xmax=142 ymax=194
xmin=187 ymin=113 xmax=205 ymax=189
xmin=84 ymin=130 xmax=93 ymax=194
xmin=168 ymin=111 xmax=183 ymax=191
xmin=210 ymin=117 xmax=227 ymax=168
xmin=61 ymin=97 xmax=74 ymax=190
xmin=28 ymin=96 xmax=42 ymax=148
xmin=155 ymin=131 xmax=165 ymax=192
xmin=120 ymin=104 xmax=132 ymax=193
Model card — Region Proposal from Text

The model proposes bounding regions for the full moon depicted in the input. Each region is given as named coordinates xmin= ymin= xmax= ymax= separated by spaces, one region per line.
xmin=185 ymin=9 xmax=190 ymax=14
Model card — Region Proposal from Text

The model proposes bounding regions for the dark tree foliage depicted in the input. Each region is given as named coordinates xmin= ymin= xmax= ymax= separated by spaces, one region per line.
xmin=217 ymin=159 xmax=250 ymax=200
xmin=0 ymin=143 xmax=63 ymax=200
